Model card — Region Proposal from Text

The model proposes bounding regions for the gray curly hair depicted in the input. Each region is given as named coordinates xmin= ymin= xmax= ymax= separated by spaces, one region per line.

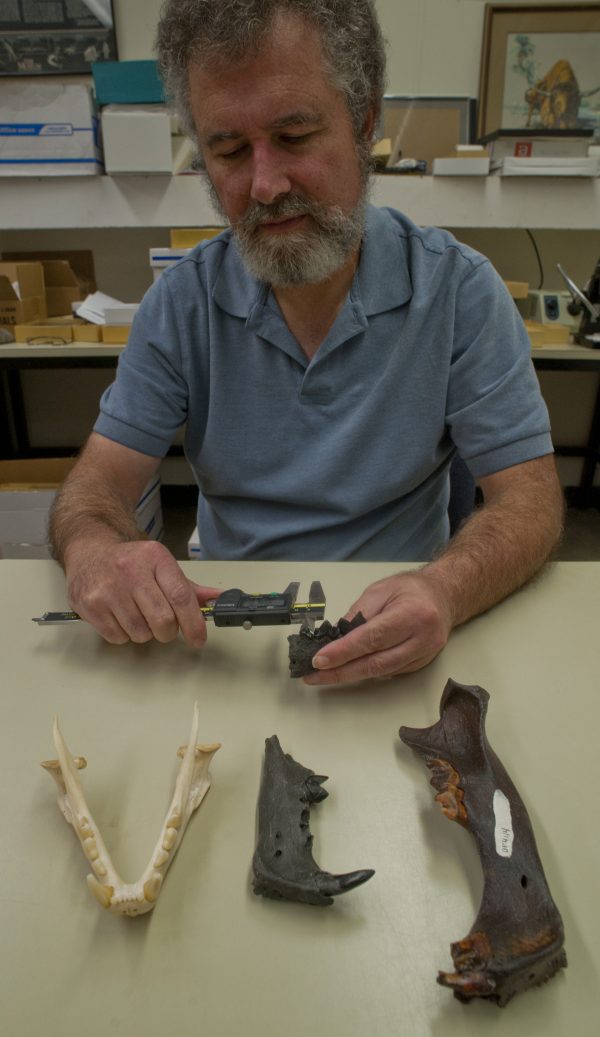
xmin=155 ymin=0 xmax=386 ymax=146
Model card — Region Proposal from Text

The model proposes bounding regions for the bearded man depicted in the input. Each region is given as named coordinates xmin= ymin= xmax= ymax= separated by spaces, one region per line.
xmin=49 ymin=0 xmax=563 ymax=684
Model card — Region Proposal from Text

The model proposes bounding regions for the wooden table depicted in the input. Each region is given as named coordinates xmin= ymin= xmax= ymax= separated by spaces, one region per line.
xmin=0 ymin=559 xmax=599 ymax=1035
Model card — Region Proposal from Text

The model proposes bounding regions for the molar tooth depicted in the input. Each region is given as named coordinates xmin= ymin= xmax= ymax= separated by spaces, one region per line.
xmin=167 ymin=809 xmax=182 ymax=829
xmin=143 ymin=874 xmax=163 ymax=903
xmin=162 ymin=827 xmax=177 ymax=851
xmin=83 ymin=836 xmax=99 ymax=860
xmin=86 ymin=875 xmax=114 ymax=909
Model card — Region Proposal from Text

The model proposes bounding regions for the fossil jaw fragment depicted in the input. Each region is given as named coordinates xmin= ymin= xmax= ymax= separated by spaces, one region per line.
xmin=252 ymin=735 xmax=374 ymax=905
xmin=41 ymin=703 xmax=220 ymax=917
xmin=287 ymin=613 xmax=366 ymax=677
xmin=399 ymin=679 xmax=567 ymax=1006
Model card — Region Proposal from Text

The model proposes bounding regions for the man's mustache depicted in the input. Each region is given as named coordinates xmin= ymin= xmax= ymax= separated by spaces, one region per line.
xmin=235 ymin=195 xmax=318 ymax=232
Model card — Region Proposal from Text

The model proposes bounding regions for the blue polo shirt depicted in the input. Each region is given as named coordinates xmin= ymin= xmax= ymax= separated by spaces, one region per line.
xmin=95 ymin=205 xmax=552 ymax=561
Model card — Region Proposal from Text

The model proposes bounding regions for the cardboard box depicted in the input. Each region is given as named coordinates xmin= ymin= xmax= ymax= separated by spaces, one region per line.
xmin=503 ymin=281 xmax=529 ymax=300
xmin=0 ymin=261 xmax=46 ymax=327
xmin=0 ymin=459 xmax=163 ymax=558
xmin=14 ymin=317 xmax=102 ymax=344
xmin=0 ymin=78 xmax=101 ymax=176
xmin=525 ymin=321 xmax=573 ymax=348
xmin=169 ymin=228 xmax=223 ymax=248
xmin=101 ymin=325 xmax=130 ymax=343
xmin=101 ymin=105 xmax=193 ymax=174
xmin=41 ymin=260 xmax=84 ymax=316
xmin=2 ymin=252 xmax=97 ymax=317
xmin=73 ymin=322 xmax=103 ymax=342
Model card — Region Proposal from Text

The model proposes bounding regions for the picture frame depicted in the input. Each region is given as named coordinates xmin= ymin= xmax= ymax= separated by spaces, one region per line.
xmin=0 ymin=0 xmax=117 ymax=77
xmin=380 ymin=96 xmax=477 ymax=174
xmin=477 ymin=3 xmax=600 ymax=138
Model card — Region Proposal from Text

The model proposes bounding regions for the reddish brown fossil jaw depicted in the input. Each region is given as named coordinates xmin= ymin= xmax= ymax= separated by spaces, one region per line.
xmin=400 ymin=679 xmax=567 ymax=1006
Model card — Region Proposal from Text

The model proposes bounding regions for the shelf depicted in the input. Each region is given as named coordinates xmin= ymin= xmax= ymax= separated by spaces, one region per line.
xmin=371 ymin=175 xmax=600 ymax=230
xmin=0 ymin=173 xmax=598 ymax=231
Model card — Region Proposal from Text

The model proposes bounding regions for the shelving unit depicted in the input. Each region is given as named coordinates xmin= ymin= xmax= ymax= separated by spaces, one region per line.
xmin=0 ymin=172 xmax=598 ymax=230
xmin=1 ymin=170 xmax=598 ymax=498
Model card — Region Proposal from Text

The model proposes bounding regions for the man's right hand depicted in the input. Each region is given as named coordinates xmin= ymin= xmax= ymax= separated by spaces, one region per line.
xmin=64 ymin=538 xmax=220 ymax=648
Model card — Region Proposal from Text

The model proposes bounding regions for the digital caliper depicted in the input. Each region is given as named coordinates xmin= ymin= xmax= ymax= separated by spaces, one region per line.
xmin=33 ymin=581 xmax=326 ymax=631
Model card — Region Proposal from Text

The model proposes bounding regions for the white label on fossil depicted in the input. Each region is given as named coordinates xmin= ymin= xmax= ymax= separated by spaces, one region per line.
xmin=493 ymin=789 xmax=514 ymax=858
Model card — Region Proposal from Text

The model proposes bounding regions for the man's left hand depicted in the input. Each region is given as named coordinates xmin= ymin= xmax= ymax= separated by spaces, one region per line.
xmin=302 ymin=571 xmax=453 ymax=685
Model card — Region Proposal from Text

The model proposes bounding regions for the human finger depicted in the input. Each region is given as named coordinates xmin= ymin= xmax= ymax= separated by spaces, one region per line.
xmin=311 ymin=612 xmax=410 ymax=671
xmin=154 ymin=560 xmax=208 ymax=648
xmin=304 ymin=639 xmax=439 ymax=686
xmin=190 ymin=583 xmax=222 ymax=605
xmin=75 ymin=600 xmax=134 ymax=645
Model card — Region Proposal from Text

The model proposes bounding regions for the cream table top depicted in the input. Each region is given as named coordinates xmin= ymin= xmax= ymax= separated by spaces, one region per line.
xmin=0 ymin=559 xmax=598 ymax=1036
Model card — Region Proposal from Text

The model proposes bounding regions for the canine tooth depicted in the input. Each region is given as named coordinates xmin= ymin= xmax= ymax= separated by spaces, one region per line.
xmin=143 ymin=874 xmax=163 ymax=903
xmin=87 ymin=875 xmax=114 ymax=909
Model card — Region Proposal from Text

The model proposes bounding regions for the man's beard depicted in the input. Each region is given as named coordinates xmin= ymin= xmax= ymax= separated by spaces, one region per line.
xmin=206 ymin=178 xmax=370 ymax=287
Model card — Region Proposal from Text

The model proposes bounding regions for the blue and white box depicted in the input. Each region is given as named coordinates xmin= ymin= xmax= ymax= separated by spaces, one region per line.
xmin=0 ymin=78 xmax=102 ymax=176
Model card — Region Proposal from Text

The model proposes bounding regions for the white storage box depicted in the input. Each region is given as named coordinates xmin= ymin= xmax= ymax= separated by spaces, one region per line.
xmin=0 ymin=459 xmax=163 ymax=559
xmin=101 ymin=105 xmax=193 ymax=174
xmin=149 ymin=247 xmax=191 ymax=281
xmin=0 ymin=79 xmax=101 ymax=177
xmin=187 ymin=525 xmax=202 ymax=559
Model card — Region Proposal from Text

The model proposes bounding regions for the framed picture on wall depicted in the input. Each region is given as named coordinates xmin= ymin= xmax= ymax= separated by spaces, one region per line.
xmin=478 ymin=3 xmax=600 ymax=138
xmin=0 ymin=0 xmax=117 ymax=76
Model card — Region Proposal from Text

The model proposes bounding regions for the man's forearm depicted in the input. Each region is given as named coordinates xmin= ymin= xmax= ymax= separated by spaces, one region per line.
xmin=421 ymin=457 xmax=565 ymax=629
xmin=49 ymin=469 xmax=143 ymax=568
xmin=48 ymin=434 xmax=160 ymax=568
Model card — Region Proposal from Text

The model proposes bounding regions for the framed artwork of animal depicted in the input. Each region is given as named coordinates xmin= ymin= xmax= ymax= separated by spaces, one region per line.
xmin=477 ymin=3 xmax=600 ymax=138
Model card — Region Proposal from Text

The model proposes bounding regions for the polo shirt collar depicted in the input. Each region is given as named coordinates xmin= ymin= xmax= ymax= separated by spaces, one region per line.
xmin=211 ymin=203 xmax=413 ymax=319
xmin=358 ymin=204 xmax=413 ymax=314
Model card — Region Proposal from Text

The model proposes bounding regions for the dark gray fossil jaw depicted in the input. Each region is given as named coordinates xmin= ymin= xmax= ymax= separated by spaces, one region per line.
xmin=399 ymin=678 xmax=567 ymax=1007
xmin=287 ymin=612 xmax=367 ymax=677
xmin=252 ymin=735 xmax=375 ymax=906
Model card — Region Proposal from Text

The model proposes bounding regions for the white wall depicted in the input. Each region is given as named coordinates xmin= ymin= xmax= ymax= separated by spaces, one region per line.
xmin=102 ymin=0 xmax=596 ymax=293
xmin=113 ymin=0 xmax=554 ymax=95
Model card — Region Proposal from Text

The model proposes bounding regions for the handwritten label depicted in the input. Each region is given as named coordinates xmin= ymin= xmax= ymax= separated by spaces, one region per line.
xmin=493 ymin=789 xmax=514 ymax=858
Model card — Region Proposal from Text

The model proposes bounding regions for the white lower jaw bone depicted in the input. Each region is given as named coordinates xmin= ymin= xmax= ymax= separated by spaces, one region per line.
xmin=41 ymin=703 xmax=220 ymax=917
